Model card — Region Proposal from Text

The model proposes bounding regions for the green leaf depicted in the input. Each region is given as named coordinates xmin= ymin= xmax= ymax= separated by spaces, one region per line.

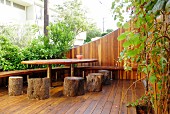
xmin=117 ymin=22 xmax=122 ymax=28
xmin=117 ymin=33 xmax=126 ymax=41
xmin=114 ymin=15 xmax=117 ymax=20
xmin=147 ymin=64 xmax=152 ymax=71
xmin=111 ymin=2 xmax=115 ymax=9
xmin=142 ymin=67 xmax=148 ymax=74
xmin=157 ymin=81 xmax=162 ymax=90
xmin=123 ymin=40 xmax=131 ymax=48
xmin=127 ymin=49 xmax=138 ymax=57
xmin=160 ymin=57 xmax=167 ymax=63
xmin=125 ymin=0 xmax=129 ymax=3
xmin=123 ymin=23 xmax=129 ymax=29
xmin=136 ymin=56 xmax=141 ymax=63
xmin=124 ymin=66 xmax=132 ymax=71
xmin=138 ymin=43 xmax=144 ymax=52
xmin=149 ymin=74 xmax=157 ymax=83
xmin=135 ymin=20 xmax=141 ymax=28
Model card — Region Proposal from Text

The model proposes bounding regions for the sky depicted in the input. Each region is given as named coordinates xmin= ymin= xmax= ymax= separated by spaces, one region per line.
xmin=82 ymin=0 xmax=117 ymax=32
xmin=52 ymin=0 xmax=117 ymax=32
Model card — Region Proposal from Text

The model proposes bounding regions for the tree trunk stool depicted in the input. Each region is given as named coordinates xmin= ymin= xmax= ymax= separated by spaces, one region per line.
xmin=27 ymin=78 xmax=50 ymax=100
xmin=98 ymin=70 xmax=111 ymax=85
xmin=86 ymin=73 xmax=103 ymax=92
xmin=8 ymin=76 xmax=23 ymax=96
xmin=63 ymin=77 xmax=85 ymax=97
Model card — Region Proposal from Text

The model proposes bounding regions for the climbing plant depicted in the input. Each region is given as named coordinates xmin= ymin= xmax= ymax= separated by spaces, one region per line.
xmin=112 ymin=0 xmax=170 ymax=113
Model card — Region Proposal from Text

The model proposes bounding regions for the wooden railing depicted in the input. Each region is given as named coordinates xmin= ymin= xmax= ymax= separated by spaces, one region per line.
xmin=67 ymin=28 xmax=143 ymax=80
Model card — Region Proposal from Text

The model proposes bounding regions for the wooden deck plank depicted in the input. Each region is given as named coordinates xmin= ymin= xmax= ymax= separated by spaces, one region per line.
xmin=64 ymin=100 xmax=88 ymax=114
xmin=101 ymin=101 xmax=113 ymax=114
xmin=74 ymin=93 xmax=97 ymax=114
xmin=46 ymin=98 xmax=75 ymax=114
xmin=28 ymin=96 xmax=66 ymax=114
xmin=14 ymin=87 xmax=63 ymax=114
xmin=83 ymin=86 xmax=109 ymax=114
xmin=64 ymin=92 xmax=94 ymax=114
xmin=49 ymin=92 xmax=92 ymax=114
xmin=0 ymin=95 xmax=27 ymax=108
xmin=110 ymin=80 xmax=123 ymax=114
xmin=0 ymin=80 xmax=144 ymax=114
xmin=92 ymin=82 xmax=115 ymax=114
xmin=2 ymin=98 xmax=38 ymax=113
xmin=20 ymin=88 xmax=65 ymax=114
xmin=120 ymin=80 xmax=130 ymax=114
xmin=107 ymin=80 xmax=119 ymax=102
xmin=83 ymin=100 xmax=98 ymax=114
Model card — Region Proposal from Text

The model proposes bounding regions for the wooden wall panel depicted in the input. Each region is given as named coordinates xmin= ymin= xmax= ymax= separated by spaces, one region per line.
xmin=67 ymin=27 xmax=139 ymax=80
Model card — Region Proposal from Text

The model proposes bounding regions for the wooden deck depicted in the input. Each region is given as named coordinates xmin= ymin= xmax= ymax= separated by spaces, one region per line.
xmin=0 ymin=80 xmax=144 ymax=114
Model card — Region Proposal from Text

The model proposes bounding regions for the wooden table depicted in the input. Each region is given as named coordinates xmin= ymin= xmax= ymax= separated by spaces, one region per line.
xmin=21 ymin=59 xmax=98 ymax=85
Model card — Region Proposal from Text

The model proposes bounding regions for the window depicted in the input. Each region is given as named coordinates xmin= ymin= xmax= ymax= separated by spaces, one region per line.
xmin=6 ymin=0 xmax=11 ymax=6
xmin=36 ymin=6 xmax=43 ymax=19
xmin=0 ymin=0 xmax=4 ymax=4
xmin=13 ymin=2 xmax=25 ymax=10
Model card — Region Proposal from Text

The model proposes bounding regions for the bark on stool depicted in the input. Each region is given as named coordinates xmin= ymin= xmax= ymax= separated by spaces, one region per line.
xmin=8 ymin=76 xmax=23 ymax=96
xmin=27 ymin=78 xmax=50 ymax=100
xmin=98 ymin=70 xmax=111 ymax=85
xmin=86 ymin=73 xmax=103 ymax=92
xmin=63 ymin=77 xmax=84 ymax=97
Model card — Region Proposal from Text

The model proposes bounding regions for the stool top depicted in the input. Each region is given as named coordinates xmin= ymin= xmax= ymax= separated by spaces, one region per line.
xmin=65 ymin=77 xmax=84 ymax=80
xmin=9 ymin=76 xmax=23 ymax=78
xmin=98 ymin=70 xmax=110 ymax=73
xmin=88 ymin=73 xmax=103 ymax=76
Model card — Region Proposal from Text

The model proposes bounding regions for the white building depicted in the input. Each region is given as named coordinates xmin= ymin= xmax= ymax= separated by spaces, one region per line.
xmin=0 ymin=0 xmax=85 ymax=46
xmin=74 ymin=32 xmax=86 ymax=47
xmin=0 ymin=0 xmax=57 ymax=25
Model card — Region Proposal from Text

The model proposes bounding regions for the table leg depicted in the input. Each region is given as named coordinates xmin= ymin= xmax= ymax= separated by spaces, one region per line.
xmin=71 ymin=64 xmax=74 ymax=77
xmin=110 ymin=71 xmax=113 ymax=80
xmin=47 ymin=64 xmax=52 ymax=86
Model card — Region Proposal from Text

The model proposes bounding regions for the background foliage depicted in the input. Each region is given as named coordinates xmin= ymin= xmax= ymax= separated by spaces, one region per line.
xmin=0 ymin=36 xmax=24 ymax=70
xmin=0 ymin=21 xmax=75 ymax=70
xmin=84 ymin=27 xmax=101 ymax=43
xmin=0 ymin=24 xmax=39 ymax=48
xmin=55 ymin=0 xmax=95 ymax=35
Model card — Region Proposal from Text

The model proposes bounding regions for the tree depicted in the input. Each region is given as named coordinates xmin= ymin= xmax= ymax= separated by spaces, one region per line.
xmin=84 ymin=27 xmax=101 ymax=43
xmin=55 ymin=0 xmax=93 ymax=35
xmin=112 ymin=0 xmax=170 ymax=113
xmin=22 ymin=21 xmax=75 ymax=69
xmin=45 ymin=21 xmax=75 ymax=58
xmin=0 ymin=24 xmax=38 ymax=48
xmin=101 ymin=29 xmax=113 ymax=37
xmin=106 ymin=29 xmax=113 ymax=33
xmin=44 ymin=0 xmax=49 ymax=36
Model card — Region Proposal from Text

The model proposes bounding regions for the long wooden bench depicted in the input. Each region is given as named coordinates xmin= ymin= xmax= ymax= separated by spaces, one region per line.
xmin=75 ymin=66 xmax=137 ymax=79
xmin=76 ymin=66 xmax=137 ymax=70
xmin=0 ymin=66 xmax=70 ymax=86
xmin=0 ymin=66 xmax=70 ymax=78
xmin=0 ymin=68 xmax=47 ymax=78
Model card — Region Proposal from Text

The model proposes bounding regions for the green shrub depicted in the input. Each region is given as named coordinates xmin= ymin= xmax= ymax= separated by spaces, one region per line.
xmin=22 ymin=38 xmax=48 ymax=61
xmin=0 ymin=35 xmax=24 ymax=71
xmin=46 ymin=22 xmax=75 ymax=58
xmin=21 ymin=22 xmax=75 ymax=68
xmin=0 ymin=21 xmax=75 ymax=70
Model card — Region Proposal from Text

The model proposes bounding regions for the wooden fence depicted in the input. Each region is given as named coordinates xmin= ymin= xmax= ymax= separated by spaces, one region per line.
xmin=67 ymin=28 xmax=142 ymax=80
